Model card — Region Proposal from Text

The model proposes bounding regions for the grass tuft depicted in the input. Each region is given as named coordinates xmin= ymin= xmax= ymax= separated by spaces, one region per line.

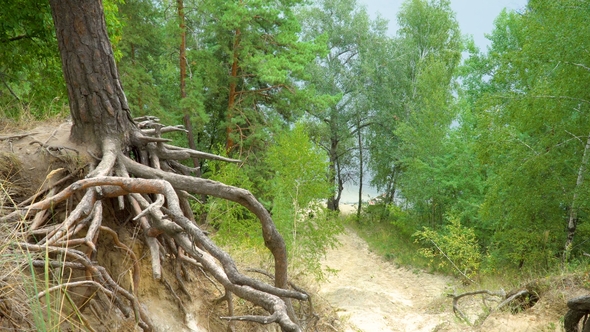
xmin=0 ymin=99 xmax=69 ymax=133
xmin=345 ymin=211 xmax=434 ymax=271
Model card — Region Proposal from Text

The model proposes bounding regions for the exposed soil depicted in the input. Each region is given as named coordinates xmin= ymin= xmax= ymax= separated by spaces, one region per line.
xmin=319 ymin=227 xmax=458 ymax=331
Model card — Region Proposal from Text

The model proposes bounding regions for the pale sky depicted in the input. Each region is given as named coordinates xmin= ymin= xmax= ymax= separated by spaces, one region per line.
xmin=360 ymin=0 xmax=528 ymax=51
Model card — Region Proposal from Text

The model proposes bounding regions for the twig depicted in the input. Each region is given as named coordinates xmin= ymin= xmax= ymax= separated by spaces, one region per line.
xmin=429 ymin=239 xmax=475 ymax=284
xmin=37 ymin=280 xmax=114 ymax=300
xmin=220 ymin=312 xmax=279 ymax=324
xmin=129 ymin=194 xmax=162 ymax=280
xmin=174 ymin=252 xmax=192 ymax=300
xmin=0 ymin=132 xmax=36 ymax=141
xmin=177 ymin=252 xmax=223 ymax=295
xmin=0 ymin=71 xmax=21 ymax=101
xmin=450 ymin=289 xmax=505 ymax=325
xmin=162 ymin=277 xmax=189 ymax=318
xmin=496 ymin=289 xmax=528 ymax=311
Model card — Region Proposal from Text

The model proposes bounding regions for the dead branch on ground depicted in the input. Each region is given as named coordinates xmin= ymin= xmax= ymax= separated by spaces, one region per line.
xmin=450 ymin=288 xmax=536 ymax=326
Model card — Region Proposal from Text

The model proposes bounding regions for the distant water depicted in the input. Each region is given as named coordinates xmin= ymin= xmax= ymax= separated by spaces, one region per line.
xmin=340 ymin=181 xmax=381 ymax=204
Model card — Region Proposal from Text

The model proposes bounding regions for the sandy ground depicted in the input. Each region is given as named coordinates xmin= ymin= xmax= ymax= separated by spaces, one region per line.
xmin=318 ymin=221 xmax=566 ymax=332
xmin=319 ymin=228 xmax=459 ymax=332
xmin=338 ymin=204 xmax=358 ymax=216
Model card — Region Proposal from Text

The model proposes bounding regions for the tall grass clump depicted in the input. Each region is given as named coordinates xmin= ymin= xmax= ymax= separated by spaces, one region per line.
xmin=0 ymin=99 xmax=69 ymax=132
xmin=0 ymin=163 xmax=88 ymax=331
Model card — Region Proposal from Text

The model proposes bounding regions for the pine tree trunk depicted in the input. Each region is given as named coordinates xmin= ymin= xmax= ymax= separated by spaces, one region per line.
xmin=177 ymin=0 xmax=200 ymax=169
xmin=226 ymin=29 xmax=241 ymax=154
xmin=50 ymin=0 xmax=135 ymax=148
xmin=46 ymin=2 xmax=301 ymax=329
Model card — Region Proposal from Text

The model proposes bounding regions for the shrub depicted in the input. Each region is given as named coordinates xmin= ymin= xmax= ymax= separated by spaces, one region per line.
xmin=413 ymin=214 xmax=482 ymax=281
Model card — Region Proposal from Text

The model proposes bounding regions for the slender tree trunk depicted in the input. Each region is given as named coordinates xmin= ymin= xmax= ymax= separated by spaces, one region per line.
xmin=50 ymin=0 xmax=135 ymax=147
xmin=384 ymin=168 xmax=396 ymax=204
xmin=327 ymin=136 xmax=342 ymax=211
xmin=177 ymin=0 xmax=200 ymax=169
xmin=357 ymin=124 xmax=363 ymax=219
xmin=564 ymin=133 xmax=590 ymax=259
xmin=226 ymin=29 xmax=241 ymax=154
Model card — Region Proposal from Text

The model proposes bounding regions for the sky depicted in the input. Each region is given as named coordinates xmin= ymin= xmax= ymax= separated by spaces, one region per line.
xmin=339 ymin=0 xmax=528 ymax=203
xmin=360 ymin=0 xmax=528 ymax=50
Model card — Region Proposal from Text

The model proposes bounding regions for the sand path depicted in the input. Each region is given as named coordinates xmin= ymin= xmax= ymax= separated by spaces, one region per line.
xmin=319 ymin=228 xmax=458 ymax=331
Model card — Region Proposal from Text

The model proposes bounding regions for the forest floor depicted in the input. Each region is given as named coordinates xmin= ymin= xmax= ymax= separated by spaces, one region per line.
xmin=319 ymin=208 xmax=572 ymax=331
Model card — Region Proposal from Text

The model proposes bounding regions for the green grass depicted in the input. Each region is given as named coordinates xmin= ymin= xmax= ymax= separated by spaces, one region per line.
xmin=0 ymin=99 xmax=69 ymax=133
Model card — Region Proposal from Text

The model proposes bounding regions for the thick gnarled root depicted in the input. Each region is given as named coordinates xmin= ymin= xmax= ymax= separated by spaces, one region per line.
xmin=1 ymin=118 xmax=308 ymax=331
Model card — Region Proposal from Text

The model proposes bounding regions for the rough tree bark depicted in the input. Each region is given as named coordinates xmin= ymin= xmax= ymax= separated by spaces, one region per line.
xmin=50 ymin=0 xmax=134 ymax=148
xmin=326 ymin=135 xmax=343 ymax=212
xmin=564 ymin=295 xmax=590 ymax=332
xmin=3 ymin=0 xmax=307 ymax=330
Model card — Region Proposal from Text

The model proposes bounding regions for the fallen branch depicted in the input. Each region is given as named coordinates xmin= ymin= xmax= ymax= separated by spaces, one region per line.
xmin=0 ymin=132 xmax=36 ymax=141
xmin=450 ymin=288 xmax=533 ymax=326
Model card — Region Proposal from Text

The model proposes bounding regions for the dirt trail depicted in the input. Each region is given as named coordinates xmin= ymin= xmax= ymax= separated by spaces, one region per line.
xmin=319 ymin=228 xmax=458 ymax=331
xmin=318 ymin=227 xmax=567 ymax=332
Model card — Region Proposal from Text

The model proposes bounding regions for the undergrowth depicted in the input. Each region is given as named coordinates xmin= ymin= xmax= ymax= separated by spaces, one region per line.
xmin=0 ymin=158 xmax=88 ymax=331
xmin=350 ymin=202 xmax=590 ymax=295
xmin=0 ymin=99 xmax=69 ymax=133
xmin=345 ymin=204 xmax=434 ymax=271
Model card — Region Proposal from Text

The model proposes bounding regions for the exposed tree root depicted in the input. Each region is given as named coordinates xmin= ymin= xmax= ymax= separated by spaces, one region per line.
xmin=451 ymin=287 xmax=538 ymax=326
xmin=247 ymin=268 xmax=320 ymax=331
xmin=565 ymin=295 xmax=590 ymax=332
xmin=0 ymin=132 xmax=36 ymax=141
xmin=1 ymin=118 xmax=309 ymax=331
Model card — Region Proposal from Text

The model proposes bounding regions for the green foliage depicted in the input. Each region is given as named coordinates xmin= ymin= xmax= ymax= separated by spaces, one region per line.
xmin=103 ymin=0 xmax=125 ymax=60
xmin=204 ymin=158 xmax=264 ymax=251
xmin=265 ymin=123 xmax=342 ymax=278
xmin=193 ymin=0 xmax=325 ymax=156
xmin=484 ymin=227 xmax=559 ymax=274
xmin=202 ymin=126 xmax=341 ymax=279
xmin=0 ymin=0 xmax=122 ymax=118
xmin=367 ymin=0 xmax=465 ymax=226
xmin=460 ymin=0 xmax=590 ymax=270
xmin=114 ymin=0 xmax=326 ymax=158
xmin=116 ymin=0 xmax=173 ymax=118
xmin=299 ymin=0 xmax=389 ymax=209
xmin=13 ymin=0 xmax=590 ymax=282
xmin=0 ymin=0 xmax=65 ymax=117
xmin=414 ymin=215 xmax=482 ymax=280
